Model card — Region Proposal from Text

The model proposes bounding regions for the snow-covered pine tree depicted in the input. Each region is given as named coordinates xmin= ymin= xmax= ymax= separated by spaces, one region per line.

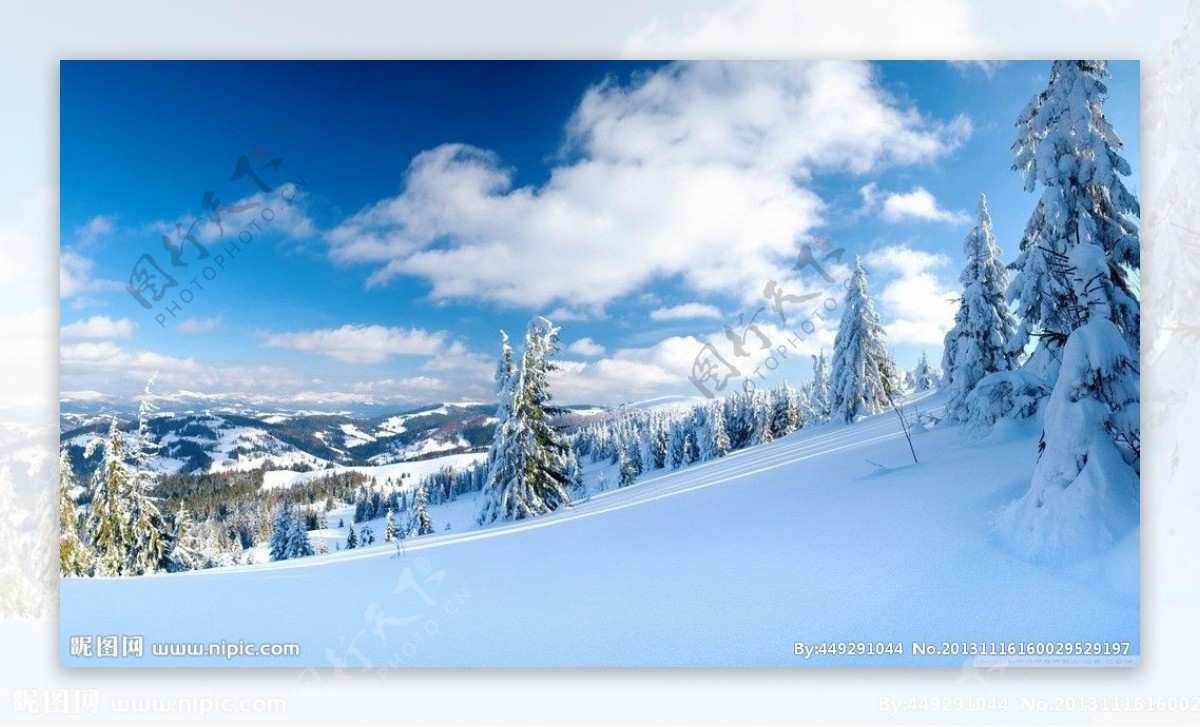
xmin=942 ymin=194 xmax=1017 ymax=419
xmin=166 ymin=507 xmax=206 ymax=572
xmin=706 ymin=402 xmax=731 ymax=459
xmin=618 ymin=449 xmax=637 ymax=488
xmin=414 ymin=484 xmax=434 ymax=535
xmin=648 ymin=418 xmax=668 ymax=470
xmin=666 ymin=419 xmax=686 ymax=469
xmin=564 ymin=447 xmax=586 ymax=500
xmin=126 ymin=377 xmax=170 ymax=574
xmin=287 ymin=515 xmax=315 ymax=558
xmin=269 ymin=504 xmax=293 ymax=561
xmin=626 ymin=433 xmax=644 ymax=475
xmin=808 ymin=350 xmax=833 ymax=424
xmin=86 ymin=418 xmax=134 ymax=577
xmin=770 ymin=383 xmax=801 ymax=438
xmin=384 ymin=506 xmax=396 ymax=542
xmin=830 ymin=257 xmax=898 ymax=423
xmin=345 ymin=522 xmax=358 ymax=549
xmin=997 ymin=242 xmax=1139 ymax=559
xmin=58 ymin=449 xmax=91 ymax=577
xmin=911 ymin=351 xmax=936 ymax=392
xmin=360 ymin=524 xmax=375 ymax=546
xmin=1007 ymin=61 xmax=1140 ymax=382
xmin=477 ymin=319 xmax=571 ymax=524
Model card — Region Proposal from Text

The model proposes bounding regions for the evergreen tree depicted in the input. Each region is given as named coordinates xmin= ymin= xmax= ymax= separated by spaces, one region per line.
xmin=942 ymin=194 xmax=1018 ymax=419
xmin=287 ymin=515 xmax=315 ymax=558
xmin=809 ymin=351 xmax=833 ymax=424
xmin=126 ymin=378 xmax=170 ymax=574
xmin=477 ymin=318 xmax=571 ymax=523
xmin=709 ymin=403 xmax=731 ymax=458
xmin=360 ymin=524 xmax=375 ymax=546
xmin=269 ymin=505 xmax=293 ymax=562
xmin=345 ymin=523 xmax=358 ymax=549
xmin=1007 ymin=61 xmax=1140 ymax=382
xmin=830 ymin=257 xmax=899 ymax=423
xmin=998 ymin=243 xmax=1140 ymax=558
xmin=911 ymin=351 xmax=937 ymax=392
xmin=648 ymin=419 xmax=668 ymax=469
xmin=414 ymin=484 xmax=435 ymax=535
xmin=564 ymin=448 xmax=586 ymax=500
xmin=58 ymin=450 xmax=91 ymax=577
xmin=666 ymin=420 xmax=686 ymax=469
xmin=384 ymin=507 xmax=397 ymax=542
xmin=769 ymin=384 xmax=800 ymax=438
xmin=618 ymin=449 xmax=638 ymax=488
xmin=166 ymin=507 xmax=207 ymax=572
xmin=86 ymin=418 xmax=135 ymax=577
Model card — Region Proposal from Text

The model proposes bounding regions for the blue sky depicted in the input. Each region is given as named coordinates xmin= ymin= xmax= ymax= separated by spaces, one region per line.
xmin=59 ymin=60 xmax=1140 ymax=407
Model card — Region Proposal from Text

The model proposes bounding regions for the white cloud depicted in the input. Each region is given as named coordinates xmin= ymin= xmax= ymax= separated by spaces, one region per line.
xmin=59 ymin=341 xmax=309 ymax=399
xmin=649 ymin=303 xmax=723 ymax=321
xmin=73 ymin=215 xmax=115 ymax=247
xmin=327 ymin=61 xmax=971 ymax=310
xmin=260 ymin=324 xmax=449 ymax=364
xmin=863 ymin=245 xmax=958 ymax=346
xmin=566 ymin=337 xmax=606 ymax=356
xmin=61 ymin=316 xmax=136 ymax=341
xmin=551 ymin=316 xmax=839 ymax=404
xmin=59 ymin=250 xmax=108 ymax=299
xmin=176 ymin=316 xmax=223 ymax=335
xmin=880 ymin=186 xmax=970 ymax=224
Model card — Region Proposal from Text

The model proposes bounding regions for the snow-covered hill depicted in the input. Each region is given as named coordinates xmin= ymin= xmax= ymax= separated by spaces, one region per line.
xmin=59 ymin=392 xmax=1138 ymax=667
xmin=58 ymin=403 xmax=506 ymax=475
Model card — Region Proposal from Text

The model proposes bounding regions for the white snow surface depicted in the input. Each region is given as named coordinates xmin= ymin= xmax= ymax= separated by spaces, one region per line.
xmin=60 ymin=391 xmax=1137 ymax=667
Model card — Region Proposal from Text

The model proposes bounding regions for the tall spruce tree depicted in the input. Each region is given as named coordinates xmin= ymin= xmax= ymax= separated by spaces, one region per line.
xmin=414 ymin=484 xmax=435 ymax=535
xmin=830 ymin=257 xmax=898 ymax=423
xmin=809 ymin=350 xmax=833 ymax=424
xmin=1007 ymin=61 xmax=1140 ymax=382
xmin=477 ymin=318 xmax=570 ymax=524
xmin=58 ymin=450 xmax=91 ymax=577
xmin=86 ymin=418 xmax=135 ymax=577
xmin=942 ymin=194 xmax=1017 ymax=419
xmin=126 ymin=379 xmax=170 ymax=574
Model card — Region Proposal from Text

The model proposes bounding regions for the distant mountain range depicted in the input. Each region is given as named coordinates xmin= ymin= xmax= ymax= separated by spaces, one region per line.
xmin=59 ymin=400 xmax=613 ymax=476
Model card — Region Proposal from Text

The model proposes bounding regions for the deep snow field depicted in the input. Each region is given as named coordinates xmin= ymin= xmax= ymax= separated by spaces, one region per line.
xmin=60 ymin=391 xmax=1138 ymax=667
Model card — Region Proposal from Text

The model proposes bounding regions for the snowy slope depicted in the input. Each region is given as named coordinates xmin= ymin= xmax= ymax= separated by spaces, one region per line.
xmin=59 ymin=392 xmax=1138 ymax=667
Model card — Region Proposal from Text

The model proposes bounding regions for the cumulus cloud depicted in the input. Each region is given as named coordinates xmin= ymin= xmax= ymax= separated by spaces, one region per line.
xmin=649 ymin=303 xmax=723 ymax=321
xmin=327 ymin=61 xmax=970 ymax=310
xmin=863 ymin=245 xmax=958 ymax=346
xmin=880 ymin=186 xmax=970 ymax=223
xmin=61 ymin=316 xmax=136 ymax=341
xmin=566 ymin=337 xmax=606 ymax=356
xmin=260 ymin=324 xmax=450 ymax=364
